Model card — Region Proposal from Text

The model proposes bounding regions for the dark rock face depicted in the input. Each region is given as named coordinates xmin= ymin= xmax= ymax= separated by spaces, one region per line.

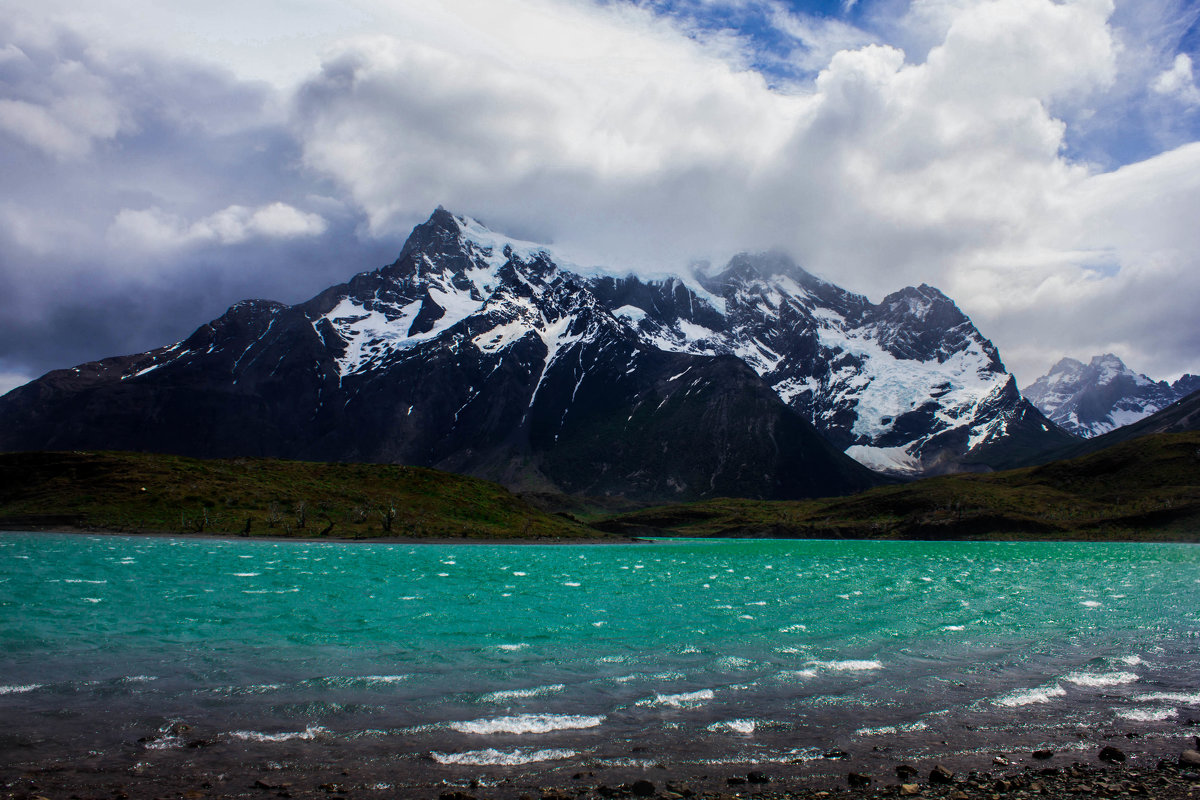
xmin=1025 ymin=354 xmax=1197 ymax=438
xmin=0 ymin=212 xmax=878 ymax=502
xmin=0 ymin=208 xmax=1069 ymax=493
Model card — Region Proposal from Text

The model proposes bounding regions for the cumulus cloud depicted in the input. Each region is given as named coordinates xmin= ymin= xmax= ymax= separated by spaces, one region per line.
xmin=1153 ymin=53 xmax=1200 ymax=104
xmin=109 ymin=203 xmax=328 ymax=251
xmin=0 ymin=9 xmax=390 ymax=385
xmin=290 ymin=0 xmax=1122 ymax=311
xmin=1 ymin=0 xmax=1199 ymax=391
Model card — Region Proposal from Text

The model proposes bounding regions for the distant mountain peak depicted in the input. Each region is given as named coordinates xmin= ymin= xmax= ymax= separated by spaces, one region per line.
xmin=1025 ymin=353 xmax=1190 ymax=438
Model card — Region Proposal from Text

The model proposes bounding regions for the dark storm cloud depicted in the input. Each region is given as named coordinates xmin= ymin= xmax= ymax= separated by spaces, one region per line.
xmin=0 ymin=17 xmax=401 ymax=390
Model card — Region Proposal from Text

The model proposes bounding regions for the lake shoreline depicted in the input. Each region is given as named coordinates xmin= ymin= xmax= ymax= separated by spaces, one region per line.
xmin=4 ymin=524 xmax=1199 ymax=545
xmin=0 ymin=525 xmax=648 ymax=545
xmin=3 ymin=731 xmax=1199 ymax=800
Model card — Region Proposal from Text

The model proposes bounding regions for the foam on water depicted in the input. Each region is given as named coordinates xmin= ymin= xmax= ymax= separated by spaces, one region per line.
xmin=854 ymin=721 xmax=930 ymax=736
xmin=1062 ymin=671 xmax=1139 ymax=688
xmin=1133 ymin=692 xmax=1200 ymax=703
xmin=431 ymin=748 xmax=578 ymax=766
xmin=0 ymin=684 xmax=42 ymax=695
xmin=808 ymin=660 xmax=884 ymax=672
xmin=143 ymin=737 xmax=184 ymax=750
xmin=993 ymin=684 xmax=1067 ymax=707
xmin=642 ymin=689 xmax=715 ymax=708
xmin=707 ymin=719 xmax=756 ymax=735
xmin=210 ymin=683 xmax=286 ymax=695
xmin=1117 ymin=708 xmax=1177 ymax=722
xmin=479 ymin=684 xmax=566 ymax=703
xmin=449 ymin=714 xmax=605 ymax=735
xmin=230 ymin=725 xmax=328 ymax=742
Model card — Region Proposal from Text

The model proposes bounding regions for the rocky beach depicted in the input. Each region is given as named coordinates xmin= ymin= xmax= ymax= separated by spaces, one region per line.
xmin=4 ymin=736 xmax=1200 ymax=800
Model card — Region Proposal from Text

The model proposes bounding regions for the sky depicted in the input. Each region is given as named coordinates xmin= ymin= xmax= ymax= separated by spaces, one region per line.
xmin=2 ymin=0 xmax=1199 ymax=396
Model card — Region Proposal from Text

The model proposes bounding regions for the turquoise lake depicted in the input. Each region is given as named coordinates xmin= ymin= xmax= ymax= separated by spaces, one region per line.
xmin=2 ymin=532 xmax=1198 ymax=776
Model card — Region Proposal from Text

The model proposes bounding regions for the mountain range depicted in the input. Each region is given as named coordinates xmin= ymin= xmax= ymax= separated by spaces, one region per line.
xmin=0 ymin=208 xmax=1074 ymax=501
xmin=1024 ymin=354 xmax=1199 ymax=438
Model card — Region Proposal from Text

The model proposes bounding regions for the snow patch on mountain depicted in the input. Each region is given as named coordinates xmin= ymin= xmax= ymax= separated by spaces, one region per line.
xmin=845 ymin=444 xmax=921 ymax=474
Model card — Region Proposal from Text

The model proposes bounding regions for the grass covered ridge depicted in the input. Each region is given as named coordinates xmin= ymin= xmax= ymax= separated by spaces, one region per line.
xmin=593 ymin=432 xmax=1200 ymax=542
xmin=0 ymin=451 xmax=611 ymax=540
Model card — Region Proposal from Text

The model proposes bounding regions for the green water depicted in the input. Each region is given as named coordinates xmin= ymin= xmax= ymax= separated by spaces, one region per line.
xmin=2 ymin=533 xmax=1198 ymax=768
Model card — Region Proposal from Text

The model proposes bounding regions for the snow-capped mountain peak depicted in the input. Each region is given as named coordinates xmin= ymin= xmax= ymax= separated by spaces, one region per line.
xmin=0 ymin=208 xmax=1073 ymax=488
xmin=1025 ymin=353 xmax=1197 ymax=438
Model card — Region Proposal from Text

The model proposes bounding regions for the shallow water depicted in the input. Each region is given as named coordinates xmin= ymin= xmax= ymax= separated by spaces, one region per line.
xmin=2 ymin=533 xmax=1198 ymax=772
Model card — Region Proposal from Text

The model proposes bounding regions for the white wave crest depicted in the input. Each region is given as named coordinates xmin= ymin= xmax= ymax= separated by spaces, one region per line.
xmin=808 ymin=660 xmax=883 ymax=672
xmin=1062 ymin=671 xmax=1138 ymax=688
xmin=230 ymin=724 xmax=328 ymax=742
xmin=1117 ymin=708 xmax=1177 ymax=722
xmin=994 ymin=685 xmax=1066 ymax=707
xmin=854 ymin=721 xmax=929 ymax=736
xmin=707 ymin=719 xmax=756 ymax=735
xmin=360 ymin=675 xmax=410 ymax=685
xmin=1133 ymin=692 xmax=1200 ymax=703
xmin=144 ymin=736 xmax=185 ymax=750
xmin=480 ymin=684 xmax=566 ymax=703
xmin=432 ymin=748 xmax=577 ymax=765
xmin=642 ymin=689 xmax=715 ymax=708
xmin=0 ymin=684 xmax=42 ymax=695
xmin=449 ymin=714 xmax=604 ymax=735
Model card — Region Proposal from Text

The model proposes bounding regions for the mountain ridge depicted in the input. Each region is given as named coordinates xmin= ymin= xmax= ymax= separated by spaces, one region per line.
xmin=0 ymin=209 xmax=1071 ymax=498
xmin=1025 ymin=353 xmax=1198 ymax=438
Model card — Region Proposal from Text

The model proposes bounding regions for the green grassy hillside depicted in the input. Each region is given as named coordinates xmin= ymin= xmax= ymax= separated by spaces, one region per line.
xmin=0 ymin=451 xmax=612 ymax=540
xmin=593 ymin=432 xmax=1200 ymax=542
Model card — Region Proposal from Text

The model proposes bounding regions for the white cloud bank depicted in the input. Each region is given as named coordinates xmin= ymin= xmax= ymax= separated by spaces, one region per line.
xmin=1 ymin=0 xmax=1199 ymax=387
xmin=109 ymin=203 xmax=328 ymax=251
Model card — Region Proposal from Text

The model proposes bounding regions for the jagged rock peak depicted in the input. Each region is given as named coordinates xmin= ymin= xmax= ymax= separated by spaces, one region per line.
xmin=0 ymin=207 xmax=1074 ymax=486
xmin=879 ymin=284 xmax=958 ymax=319
xmin=386 ymin=208 xmax=559 ymax=283
xmin=1025 ymin=352 xmax=1187 ymax=438
xmin=702 ymin=250 xmax=830 ymax=293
